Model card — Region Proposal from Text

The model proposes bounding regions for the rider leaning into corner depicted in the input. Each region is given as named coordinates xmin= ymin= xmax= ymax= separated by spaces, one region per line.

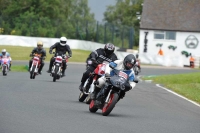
xmin=90 ymin=54 xmax=137 ymax=100
xmin=0 ymin=49 xmax=12 ymax=70
xmin=47 ymin=36 xmax=72 ymax=77
xmin=79 ymin=43 xmax=118 ymax=91
xmin=29 ymin=41 xmax=46 ymax=74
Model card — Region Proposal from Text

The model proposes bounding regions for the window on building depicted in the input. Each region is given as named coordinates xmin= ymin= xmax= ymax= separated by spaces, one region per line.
xmin=154 ymin=31 xmax=176 ymax=40
xmin=165 ymin=31 xmax=176 ymax=40
xmin=154 ymin=31 xmax=164 ymax=39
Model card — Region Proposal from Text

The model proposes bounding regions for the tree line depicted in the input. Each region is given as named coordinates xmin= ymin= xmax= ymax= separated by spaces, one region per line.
xmin=0 ymin=0 xmax=143 ymax=48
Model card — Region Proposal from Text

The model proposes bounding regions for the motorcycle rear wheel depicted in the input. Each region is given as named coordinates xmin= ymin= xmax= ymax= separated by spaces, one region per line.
xmin=102 ymin=93 xmax=119 ymax=116
xmin=78 ymin=91 xmax=87 ymax=102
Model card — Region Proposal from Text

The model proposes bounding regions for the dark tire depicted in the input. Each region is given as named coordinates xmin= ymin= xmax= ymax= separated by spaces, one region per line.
xmin=85 ymin=95 xmax=91 ymax=104
xmin=89 ymin=100 xmax=98 ymax=113
xmin=134 ymin=66 xmax=139 ymax=75
xmin=30 ymin=65 xmax=36 ymax=79
xmin=102 ymin=93 xmax=119 ymax=116
xmin=78 ymin=92 xmax=87 ymax=102
xmin=53 ymin=65 xmax=59 ymax=82
xmin=3 ymin=66 xmax=7 ymax=76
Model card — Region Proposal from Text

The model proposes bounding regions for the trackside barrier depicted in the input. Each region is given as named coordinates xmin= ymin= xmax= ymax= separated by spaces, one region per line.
xmin=0 ymin=35 xmax=194 ymax=68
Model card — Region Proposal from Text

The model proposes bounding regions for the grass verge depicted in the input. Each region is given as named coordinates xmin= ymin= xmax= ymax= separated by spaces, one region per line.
xmin=11 ymin=65 xmax=28 ymax=72
xmin=142 ymin=72 xmax=200 ymax=104
xmin=0 ymin=45 xmax=91 ymax=62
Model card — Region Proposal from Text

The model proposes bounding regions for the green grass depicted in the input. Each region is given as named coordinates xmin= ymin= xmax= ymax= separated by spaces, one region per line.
xmin=11 ymin=65 xmax=28 ymax=72
xmin=0 ymin=45 xmax=91 ymax=62
xmin=142 ymin=73 xmax=200 ymax=104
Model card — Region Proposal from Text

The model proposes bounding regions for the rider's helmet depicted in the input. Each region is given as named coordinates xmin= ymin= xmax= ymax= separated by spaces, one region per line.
xmin=60 ymin=37 xmax=67 ymax=46
xmin=123 ymin=54 xmax=136 ymax=70
xmin=2 ymin=49 xmax=6 ymax=56
xmin=104 ymin=43 xmax=115 ymax=56
xmin=37 ymin=41 xmax=43 ymax=50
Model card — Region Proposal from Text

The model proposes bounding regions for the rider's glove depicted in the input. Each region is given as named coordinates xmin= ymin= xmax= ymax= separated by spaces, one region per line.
xmin=49 ymin=50 xmax=52 ymax=54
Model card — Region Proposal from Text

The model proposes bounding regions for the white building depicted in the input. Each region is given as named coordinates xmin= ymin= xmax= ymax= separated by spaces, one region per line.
xmin=139 ymin=0 xmax=200 ymax=67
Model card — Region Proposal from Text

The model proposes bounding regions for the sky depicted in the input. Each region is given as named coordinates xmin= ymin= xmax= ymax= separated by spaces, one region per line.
xmin=88 ymin=0 xmax=117 ymax=22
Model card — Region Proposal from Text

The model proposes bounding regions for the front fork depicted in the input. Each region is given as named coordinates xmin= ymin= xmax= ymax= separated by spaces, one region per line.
xmin=30 ymin=62 xmax=38 ymax=72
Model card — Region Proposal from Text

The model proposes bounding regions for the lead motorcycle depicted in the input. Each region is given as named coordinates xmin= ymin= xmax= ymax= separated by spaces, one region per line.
xmin=1 ymin=56 xmax=11 ymax=76
xmin=78 ymin=61 xmax=108 ymax=104
xmin=89 ymin=66 xmax=138 ymax=116
xmin=30 ymin=54 xmax=42 ymax=79
xmin=50 ymin=52 xmax=70 ymax=82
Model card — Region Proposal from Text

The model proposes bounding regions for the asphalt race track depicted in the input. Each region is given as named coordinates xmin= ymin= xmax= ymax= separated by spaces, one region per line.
xmin=0 ymin=62 xmax=200 ymax=133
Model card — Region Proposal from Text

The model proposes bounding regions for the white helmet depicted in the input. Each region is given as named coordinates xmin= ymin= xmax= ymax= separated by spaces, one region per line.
xmin=60 ymin=37 xmax=67 ymax=46
xmin=2 ymin=49 xmax=6 ymax=55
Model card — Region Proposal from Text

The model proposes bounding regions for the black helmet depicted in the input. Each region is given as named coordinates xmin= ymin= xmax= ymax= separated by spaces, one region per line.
xmin=123 ymin=54 xmax=136 ymax=70
xmin=104 ymin=43 xmax=115 ymax=56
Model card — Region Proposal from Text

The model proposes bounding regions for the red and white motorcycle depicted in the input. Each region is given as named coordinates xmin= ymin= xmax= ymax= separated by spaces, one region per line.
xmin=79 ymin=61 xmax=108 ymax=104
xmin=30 ymin=54 xmax=41 ymax=79
xmin=50 ymin=52 xmax=70 ymax=82
xmin=0 ymin=56 xmax=11 ymax=76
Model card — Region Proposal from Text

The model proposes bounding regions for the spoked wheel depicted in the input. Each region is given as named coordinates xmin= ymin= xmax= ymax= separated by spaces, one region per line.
xmin=85 ymin=95 xmax=92 ymax=104
xmin=89 ymin=100 xmax=98 ymax=113
xmin=78 ymin=91 xmax=87 ymax=102
xmin=53 ymin=66 xmax=59 ymax=82
xmin=102 ymin=93 xmax=119 ymax=116
xmin=30 ymin=66 xmax=36 ymax=79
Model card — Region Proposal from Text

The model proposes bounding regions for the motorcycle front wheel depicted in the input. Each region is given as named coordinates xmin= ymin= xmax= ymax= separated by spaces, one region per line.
xmin=89 ymin=100 xmax=98 ymax=113
xmin=78 ymin=91 xmax=87 ymax=102
xmin=2 ymin=65 xmax=7 ymax=76
xmin=30 ymin=65 xmax=36 ymax=79
xmin=53 ymin=65 xmax=59 ymax=82
xmin=102 ymin=93 xmax=119 ymax=116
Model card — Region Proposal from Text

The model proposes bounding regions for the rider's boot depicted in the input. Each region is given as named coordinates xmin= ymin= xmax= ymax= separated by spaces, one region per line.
xmin=9 ymin=63 xmax=11 ymax=71
xmin=38 ymin=64 xmax=44 ymax=75
xmin=61 ymin=70 xmax=66 ymax=77
xmin=79 ymin=82 xmax=84 ymax=91
xmin=47 ymin=65 xmax=52 ymax=73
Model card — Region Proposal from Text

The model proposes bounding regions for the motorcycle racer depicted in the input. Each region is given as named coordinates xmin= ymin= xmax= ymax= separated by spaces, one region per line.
xmin=29 ymin=41 xmax=46 ymax=74
xmin=0 ymin=49 xmax=12 ymax=70
xmin=47 ymin=36 xmax=72 ymax=77
xmin=79 ymin=43 xmax=118 ymax=91
xmin=91 ymin=54 xmax=137 ymax=100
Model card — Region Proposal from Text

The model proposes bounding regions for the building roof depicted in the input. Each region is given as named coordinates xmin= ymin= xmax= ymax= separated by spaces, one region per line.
xmin=140 ymin=0 xmax=200 ymax=32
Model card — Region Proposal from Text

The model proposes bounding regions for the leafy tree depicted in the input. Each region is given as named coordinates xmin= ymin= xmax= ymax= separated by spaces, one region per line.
xmin=0 ymin=0 xmax=95 ymax=39
xmin=104 ymin=0 xmax=143 ymax=47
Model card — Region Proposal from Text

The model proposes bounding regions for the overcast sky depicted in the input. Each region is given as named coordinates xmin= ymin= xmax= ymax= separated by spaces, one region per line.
xmin=88 ymin=0 xmax=116 ymax=22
